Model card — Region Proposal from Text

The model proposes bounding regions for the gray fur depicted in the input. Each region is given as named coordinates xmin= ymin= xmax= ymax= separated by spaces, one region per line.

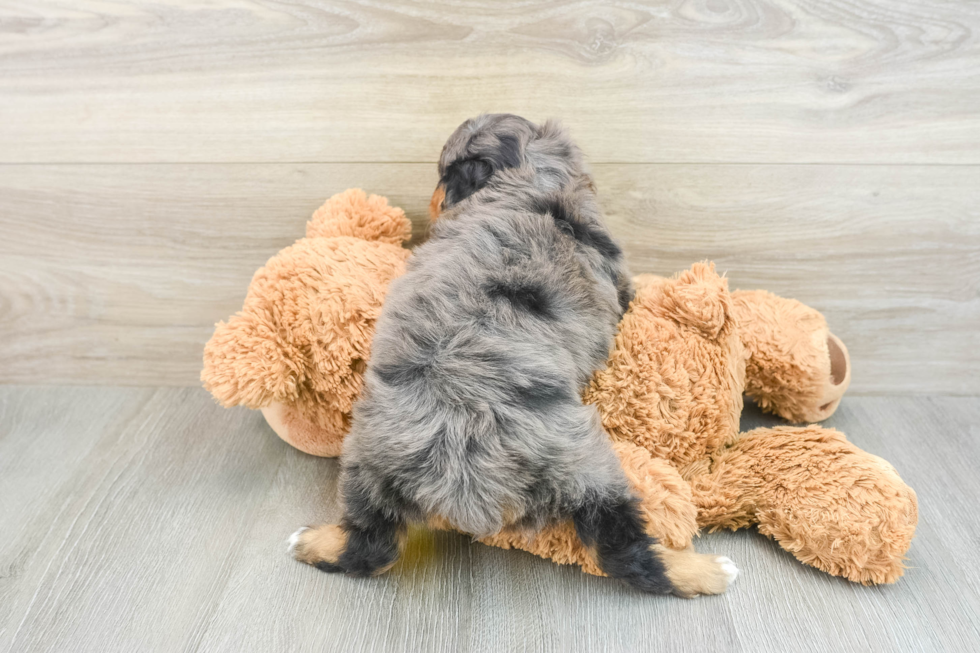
xmin=341 ymin=114 xmax=635 ymax=537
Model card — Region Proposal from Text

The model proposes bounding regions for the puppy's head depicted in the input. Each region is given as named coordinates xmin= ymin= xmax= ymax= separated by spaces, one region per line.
xmin=430 ymin=114 xmax=590 ymax=220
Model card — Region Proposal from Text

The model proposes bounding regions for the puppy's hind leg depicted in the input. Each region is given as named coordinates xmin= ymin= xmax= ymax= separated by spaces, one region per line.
xmin=289 ymin=473 xmax=406 ymax=577
xmin=573 ymin=492 xmax=738 ymax=597
xmin=290 ymin=511 xmax=405 ymax=577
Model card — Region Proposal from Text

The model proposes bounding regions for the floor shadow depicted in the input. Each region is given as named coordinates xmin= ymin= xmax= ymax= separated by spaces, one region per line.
xmin=739 ymin=396 xmax=788 ymax=431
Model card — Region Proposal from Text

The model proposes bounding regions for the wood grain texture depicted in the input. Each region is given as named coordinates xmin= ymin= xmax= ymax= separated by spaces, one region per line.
xmin=0 ymin=387 xmax=288 ymax=651
xmin=2 ymin=387 xmax=979 ymax=652
xmin=1 ymin=0 xmax=979 ymax=164
xmin=2 ymin=2 xmax=976 ymax=650
xmin=1 ymin=163 xmax=977 ymax=392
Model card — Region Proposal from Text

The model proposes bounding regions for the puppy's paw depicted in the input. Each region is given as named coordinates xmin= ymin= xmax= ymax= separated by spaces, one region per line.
xmin=287 ymin=527 xmax=309 ymax=554
xmin=717 ymin=556 xmax=739 ymax=585
xmin=288 ymin=524 xmax=347 ymax=572
xmin=661 ymin=548 xmax=739 ymax=598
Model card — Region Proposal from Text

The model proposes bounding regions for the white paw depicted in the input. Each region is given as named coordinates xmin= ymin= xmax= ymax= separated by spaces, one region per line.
xmin=717 ymin=556 xmax=739 ymax=584
xmin=288 ymin=527 xmax=309 ymax=554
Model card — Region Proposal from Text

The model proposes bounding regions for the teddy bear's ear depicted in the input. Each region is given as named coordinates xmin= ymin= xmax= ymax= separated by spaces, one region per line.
xmin=306 ymin=188 xmax=412 ymax=245
xmin=657 ymin=262 xmax=734 ymax=340
xmin=201 ymin=311 xmax=301 ymax=409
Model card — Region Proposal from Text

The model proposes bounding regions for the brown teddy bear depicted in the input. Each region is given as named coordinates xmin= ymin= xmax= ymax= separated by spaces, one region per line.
xmin=202 ymin=189 xmax=917 ymax=585
xmin=202 ymin=189 xmax=412 ymax=457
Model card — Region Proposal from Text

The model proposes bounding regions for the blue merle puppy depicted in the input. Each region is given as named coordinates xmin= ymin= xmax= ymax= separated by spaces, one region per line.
xmin=289 ymin=114 xmax=738 ymax=597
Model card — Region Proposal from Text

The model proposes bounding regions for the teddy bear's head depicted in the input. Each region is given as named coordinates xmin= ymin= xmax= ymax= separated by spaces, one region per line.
xmin=585 ymin=262 xmax=746 ymax=472
xmin=201 ymin=189 xmax=412 ymax=456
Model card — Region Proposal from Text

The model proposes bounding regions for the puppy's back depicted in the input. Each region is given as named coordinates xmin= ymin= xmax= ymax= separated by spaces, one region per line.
xmin=345 ymin=188 xmax=628 ymax=535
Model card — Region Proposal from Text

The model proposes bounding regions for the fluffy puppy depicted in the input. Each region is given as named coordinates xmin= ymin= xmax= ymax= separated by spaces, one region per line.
xmin=290 ymin=114 xmax=737 ymax=596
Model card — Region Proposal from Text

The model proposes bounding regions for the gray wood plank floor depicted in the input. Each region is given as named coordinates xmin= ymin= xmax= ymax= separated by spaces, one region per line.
xmin=2 ymin=388 xmax=978 ymax=652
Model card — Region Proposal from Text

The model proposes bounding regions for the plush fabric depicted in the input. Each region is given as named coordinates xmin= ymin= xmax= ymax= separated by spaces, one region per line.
xmin=688 ymin=425 xmax=918 ymax=584
xmin=732 ymin=289 xmax=852 ymax=423
xmin=202 ymin=189 xmax=917 ymax=585
xmin=201 ymin=189 xmax=412 ymax=455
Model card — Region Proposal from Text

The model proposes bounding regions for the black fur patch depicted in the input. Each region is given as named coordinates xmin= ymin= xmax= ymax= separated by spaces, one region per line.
xmin=335 ymin=517 xmax=402 ymax=577
xmin=374 ymin=359 xmax=430 ymax=387
xmin=373 ymin=328 xmax=438 ymax=388
xmin=442 ymin=158 xmax=494 ymax=207
xmin=505 ymin=378 xmax=573 ymax=411
xmin=486 ymin=281 xmax=552 ymax=318
xmin=314 ymin=560 xmax=344 ymax=573
xmin=465 ymin=432 xmax=486 ymax=455
xmin=345 ymin=464 xmax=411 ymax=515
xmin=535 ymin=197 xmax=623 ymax=260
xmin=374 ymin=475 xmax=418 ymax=516
xmin=324 ymin=470 xmax=407 ymax=577
xmin=524 ymin=380 xmax=572 ymax=410
xmin=495 ymin=134 xmax=523 ymax=169
xmin=441 ymin=134 xmax=524 ymax=208
xmin=534 ymin=196 xmax=571 ymax=226
xmin=402 ymin=426 xmax=447 ymax=470
xmin=582 ymin=226 xmax=622 ymax=260
xmin=466 ymin=347 xmax=511 ymax=369
xmin=573 ymin=494 xmax=674 ymax=594
xmin=616 ymin=275 xmax=634 ymax=314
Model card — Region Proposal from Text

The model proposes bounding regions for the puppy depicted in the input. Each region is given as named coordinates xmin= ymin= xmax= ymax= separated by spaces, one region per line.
xmin=290 ymin=114 xmax=738 ymax=597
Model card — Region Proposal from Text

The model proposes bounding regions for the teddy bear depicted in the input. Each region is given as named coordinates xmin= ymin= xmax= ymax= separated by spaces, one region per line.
xmin=202 ymin=189 xmax=413 ymax=457
xmin=202 ymin=189 xmax=917 ymax=585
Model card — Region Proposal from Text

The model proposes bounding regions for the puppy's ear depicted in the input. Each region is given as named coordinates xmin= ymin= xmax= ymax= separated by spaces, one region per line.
xmin=441 ymin=133 xmax=523 ymax=208
xmin=442 ymin=158 xmax=494 ymax=207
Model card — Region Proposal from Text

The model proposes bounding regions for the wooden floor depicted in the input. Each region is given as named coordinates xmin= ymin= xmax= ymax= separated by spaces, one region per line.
xmin=1 ymin=387 xmax=978 ymax=653
xmin=2 ymin=2 xmax=979 ymax=651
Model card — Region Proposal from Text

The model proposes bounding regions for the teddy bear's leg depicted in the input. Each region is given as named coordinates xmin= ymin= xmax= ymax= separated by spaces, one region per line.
xmin=688 ymin=426 xmax=917 ymax=584
xmin=731 ymin=289 xmax=851 ymax=423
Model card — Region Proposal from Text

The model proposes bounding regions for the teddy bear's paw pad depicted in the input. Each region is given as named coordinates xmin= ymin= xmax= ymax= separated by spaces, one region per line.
xmin=288 ymin=524 xmax=347 ymax=570
xmin=661 ymin=548 xmax=739 ymax=597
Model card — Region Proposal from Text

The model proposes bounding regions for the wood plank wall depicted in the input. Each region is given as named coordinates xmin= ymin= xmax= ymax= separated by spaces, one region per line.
xmin=1 ymin=1 xmax=978 ymax=393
